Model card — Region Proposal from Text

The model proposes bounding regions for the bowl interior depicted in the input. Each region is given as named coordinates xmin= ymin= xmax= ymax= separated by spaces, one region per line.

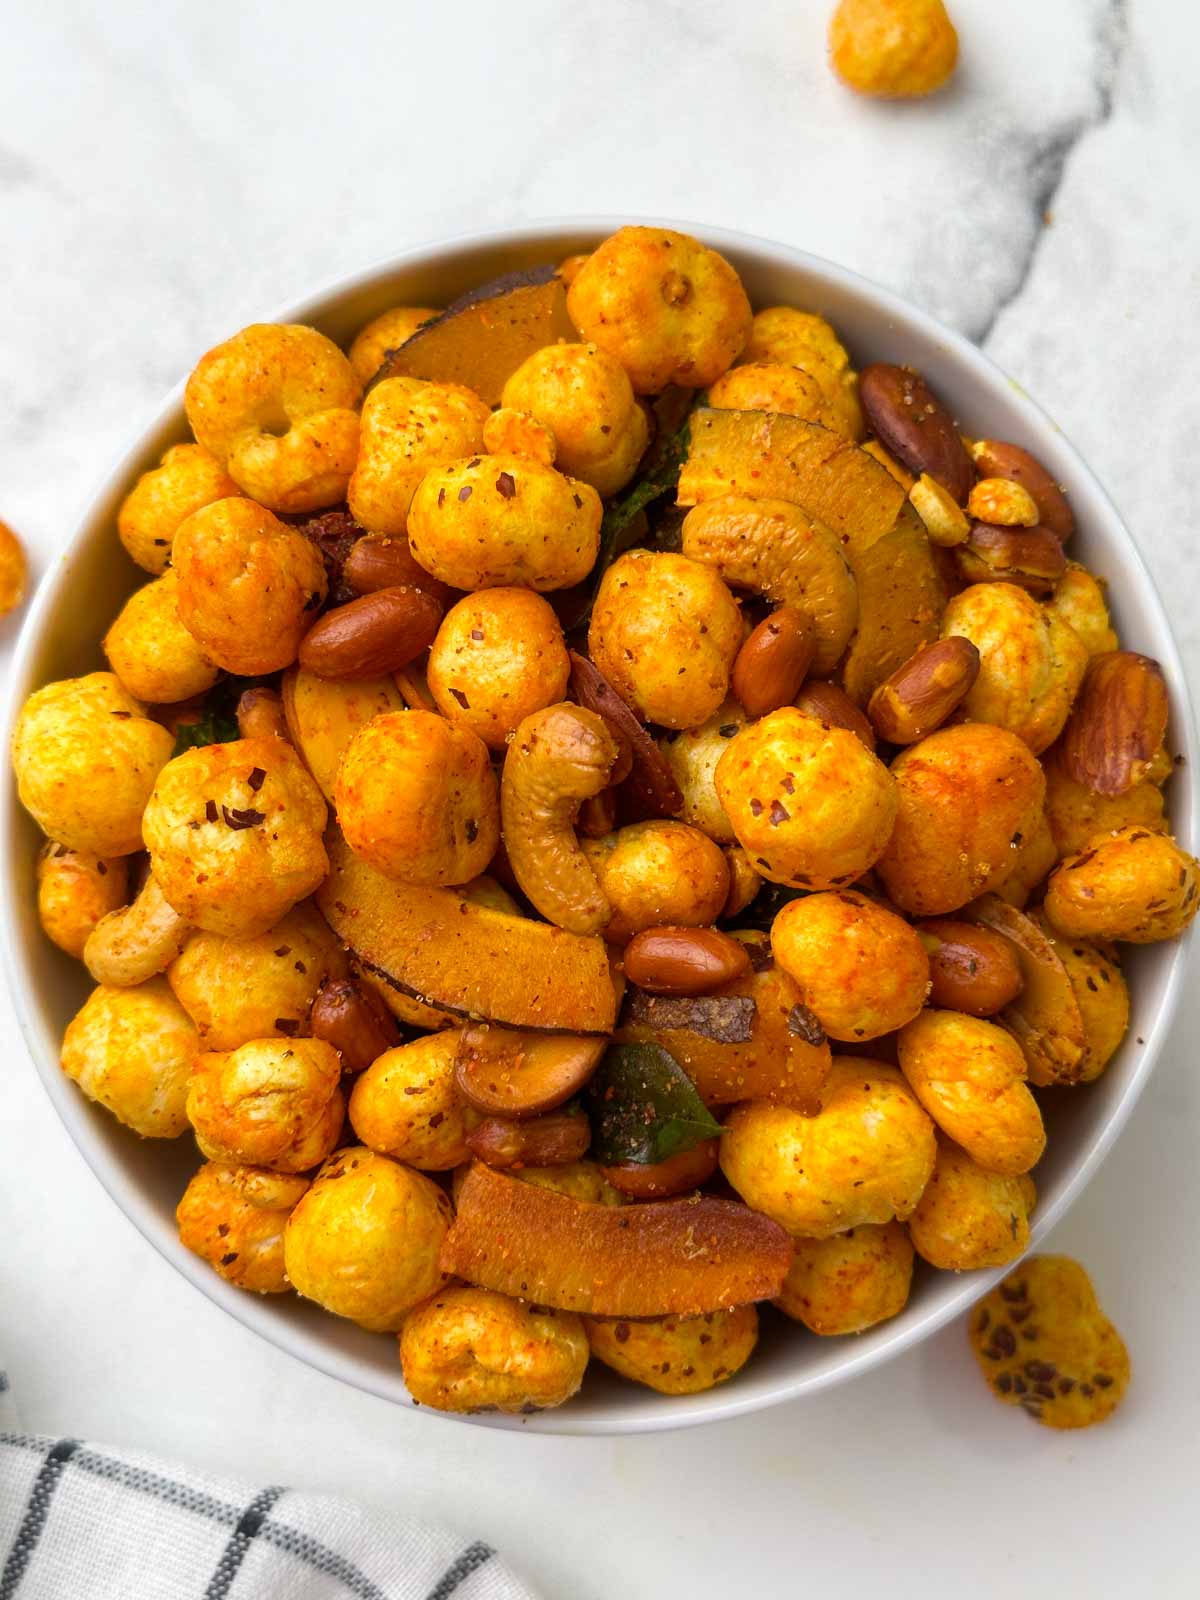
xmin=3 ymin=220 xmax=1195 ymax=1435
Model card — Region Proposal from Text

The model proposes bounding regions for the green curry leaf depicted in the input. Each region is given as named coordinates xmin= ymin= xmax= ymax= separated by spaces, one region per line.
xmin=587 ymin=1041 xmax=721 ymax=1166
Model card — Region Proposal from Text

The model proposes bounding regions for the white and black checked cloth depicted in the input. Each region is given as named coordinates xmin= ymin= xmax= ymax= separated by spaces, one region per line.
xmin=0 ymin=1370 xmax=539 ymax=1599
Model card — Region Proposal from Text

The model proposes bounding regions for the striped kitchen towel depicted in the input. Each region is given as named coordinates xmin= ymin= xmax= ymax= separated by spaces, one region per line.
xmin=0 ymin=1368 xmax=537 ymax=1600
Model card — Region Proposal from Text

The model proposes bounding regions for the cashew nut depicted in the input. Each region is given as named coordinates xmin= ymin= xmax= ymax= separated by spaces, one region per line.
xmin=83 ymin=873 xmax=191 ymax=987
xmin=500 ymin=703 xmax=620 ymax=934
xmin=681 ymin=496 xmax=858 ymax=674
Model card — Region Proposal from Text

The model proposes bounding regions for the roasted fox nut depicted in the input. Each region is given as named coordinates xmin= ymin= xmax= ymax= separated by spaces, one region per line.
xmin=770 ymin=890 xmax=930 ymax=1041
xmin=187 ymin=1037 xmax=345 ymax=1174
xmin=600 ymin=1139 xmax=720 ymax=1200
xmin=284 ymin=1147 xmax=452 ymax=1331
xmin=347 ymin=304 xmax=438 ymax=385
xmin=941 ymin=582 xmax=1088 ymax=754
xmin=876 ymin=723 xmax=1046 ymax=916
xmin=501 ymin=341 xmax=649 ymax=495
xmin=1043 ymin=825 xmax=1200 ymax=944
xmin=167 ymin=901 xmax=348 ymax=1051
xmin=349 ymin=1031 xmax=473 ymax=1170
xmin=103 ymin=570 xmax=220 ymax=705
xmin=347 ymin=375 xmax=490 ymax=536
xmin=867 ymin=635 xmax=980 ymax=745
xmin=967 ymin=478 xmax=1040 ymax=528
xmin=36 ymin=843 xmax=129 ymax=958
xmin=740 ymin=308 xmax=863 ymax=440
xmin=582 ymin=821 xmax=730 ymax=944
xmin=1042 ymin=744 xmax=1166 ymax=858
xmin=991 ymin=808 xmax=1058 ymax=909
xmin=714 ymin=707 xmax=897 ymax=890
xmin=897 ymin=1010 xmax=1045 ymax=1177
xmin=709 ymin=362 xmax=840 ymax=433
xmin=584 ymin=1306 xmax=757 ymax=1395
xmin=775 ymin=1223 xmax=914 ymax=1335
xmin=969 ymin=1256 xmax=1130 ymax=1429
xmin=177 ymin=1162 xmax=310 ymax=1294
xmin=566 ymin=225 xmax=751 ymax=393
xmin=482 ymin=405 xmax=558 ymax=465
xmin=61 ymin=978 xmax=197 ymax=1138
xmin=407 ymin=453 xmax=602 ymax=592
xmin=12 ymin=672 xmax=174 ymax=856
xmin=916 ymin=919 xmax=1023 ymax=1016
xmin=117 ymin=442 xmax=238 ymax=575
xmin=829 ymin=0 xmax=959 ymax=100
xmin=184 ymin=323 xmax=362 ymax=513
xmin=173 ymin=498 xmax=328 ymax=676
xmin=658 ymin=701 xmax=747 ymax=843
xmin=859 ymin=363 xmax=973 ymax=501
xmin=467 ymin=1111 xmax=592 ymax=1171
xmin=401 ymin=1288 xmax=589 ymax=1413
xmin=1045 ymin=562 xmax=1117 ymax=658
xmin=719 ymin=1060 xmax=936 ymax=1237
xmin=427 ymin=588 xmax=570 ymax=749
xmin=335 ymin=710 xmax=498 ymax=886
xmin=0 ymin=517 xmax=27 ymax=615
xmin=908 ymin=1139 xmax=1035 ymax=1271
xmin=589 ymin=550 xmax=742 ymax=730
xmin=143 ymin=737 xmax=328 ymax=938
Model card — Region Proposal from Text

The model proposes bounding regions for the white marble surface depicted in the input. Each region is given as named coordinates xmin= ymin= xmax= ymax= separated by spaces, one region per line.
xmin=2 ymin=0 xmax=1199 ymax=1594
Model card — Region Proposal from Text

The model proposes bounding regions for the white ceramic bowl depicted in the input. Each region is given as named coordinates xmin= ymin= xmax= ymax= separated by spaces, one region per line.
xmin=4 ymin=219 xmax=1196 ymax=1435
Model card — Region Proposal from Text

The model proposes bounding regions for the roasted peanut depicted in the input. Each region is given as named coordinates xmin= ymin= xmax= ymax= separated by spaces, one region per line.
xmin=859 ymin=364 xmax=973 ymax=502
xmin=916 ymin=919 xmax=1024 ymax=1016
xmin=867 ymin=635 xmax=980 ymax=744
xmin=601 ymin=1139 xmax=720 ymax=1199
xmin=1058 ymin=651 xmax=1169 ymax=797
xmin=731 ymin=606 xmax=815 ymax=717
xmin=343 ymin=533 xmax=452 ymax=603
xmin=623 ymin=926 xmax=753 ymax=995
xmin=309 ymin=976 xmax=401 ymax=1072
xmin=967 ymin=478 xmax=1039 ymax=528
xmin=794 ymin=680 xmax=877 ymax=750
xmin=957 ymin=523 xmax=1067 ymax=595
xmin=236 ymin=686 xmax=290 ymax=742
xmin=298 ymin=585 xmax=443 ymax=679
xmin=909 ymin=474 xmax=970 ymax=547
xmin=466 ymin=1111 xmax=592 ymax=1170
xmin=970 ymin=439 xmax=1074 ymax=541
xmin=455 ymin=1026 xmax=607 ymax=1117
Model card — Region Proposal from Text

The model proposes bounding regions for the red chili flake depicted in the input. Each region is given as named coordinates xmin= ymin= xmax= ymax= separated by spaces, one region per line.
xmin=470 ymin=628 xmax=485 ymax=641
xmin=96 ymin=861 xmax=107 ymax=875
xmin=275 ymin=1018 xmax=299 ymax=1036
xmin=496 ymin=471 xmax=516 ymax=499
xmin=247 ymin=767 xmax=266 ymax=792
xmin=204 ymin=799 xmax=219 ymax=823
xmin=467 ymin=458 xmax=481 ymax=470
xmin=769 ymin=800 xmax=790 ymax=826
xmin=428 ymin=1111 xmax=446 ymax=1129
xmin=220 ymin=1252 xmax=239 ymax=1266
xmin=437 ymin=488 xmax=446 ymax=508
xmin=294 ymin=961 xmax=307 ymax=974
xmin=222 ymin=805 xmax=266 ymax=829
xmin=458 ymin=485 xmax=473 ymax=502
xmin=749 ymin=798 xmax=764 ymax=817
xmin=450 ymin=688 xmax=471 ymax=709
xmin=216 ymin=1223 xmax=229 ymax=1237
xmin=465 ymin=818 xmax=478 ymax=843
xmin=274 ymin=946 xmax=291 ymax=957
xmin=572 ymin=493 xmax=583 ymax=509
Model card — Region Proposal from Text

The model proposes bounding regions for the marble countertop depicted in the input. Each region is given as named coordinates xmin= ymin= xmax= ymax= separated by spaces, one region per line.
xmin=2 ymin=1 xmax=1197 ymax=1594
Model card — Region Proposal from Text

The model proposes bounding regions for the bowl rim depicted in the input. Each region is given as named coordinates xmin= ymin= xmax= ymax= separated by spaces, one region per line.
xmin=4 ymin=214 xmax=1197 ymax=1436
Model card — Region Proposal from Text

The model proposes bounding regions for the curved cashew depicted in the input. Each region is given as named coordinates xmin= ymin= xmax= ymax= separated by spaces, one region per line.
xmin=500 ymin=704 xmax=619 ymax=935
xmin=83 ymin=873 xmax=191 ymax=987
xmin=680 ymin=496 xmax=858 ymax=675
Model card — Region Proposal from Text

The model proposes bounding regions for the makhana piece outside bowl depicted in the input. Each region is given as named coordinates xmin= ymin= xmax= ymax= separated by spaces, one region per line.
xmin=2 ymin=218 xmax=1196 ymax=1435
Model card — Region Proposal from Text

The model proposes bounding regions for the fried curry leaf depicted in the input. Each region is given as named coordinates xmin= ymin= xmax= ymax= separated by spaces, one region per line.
xmin=587 ymin=1041 xmax=720 ymax=1166
xmin=597 ymin=416 xmax=691 ymax=564
xmin=171 ymin=677 xmax=261 ymax=756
